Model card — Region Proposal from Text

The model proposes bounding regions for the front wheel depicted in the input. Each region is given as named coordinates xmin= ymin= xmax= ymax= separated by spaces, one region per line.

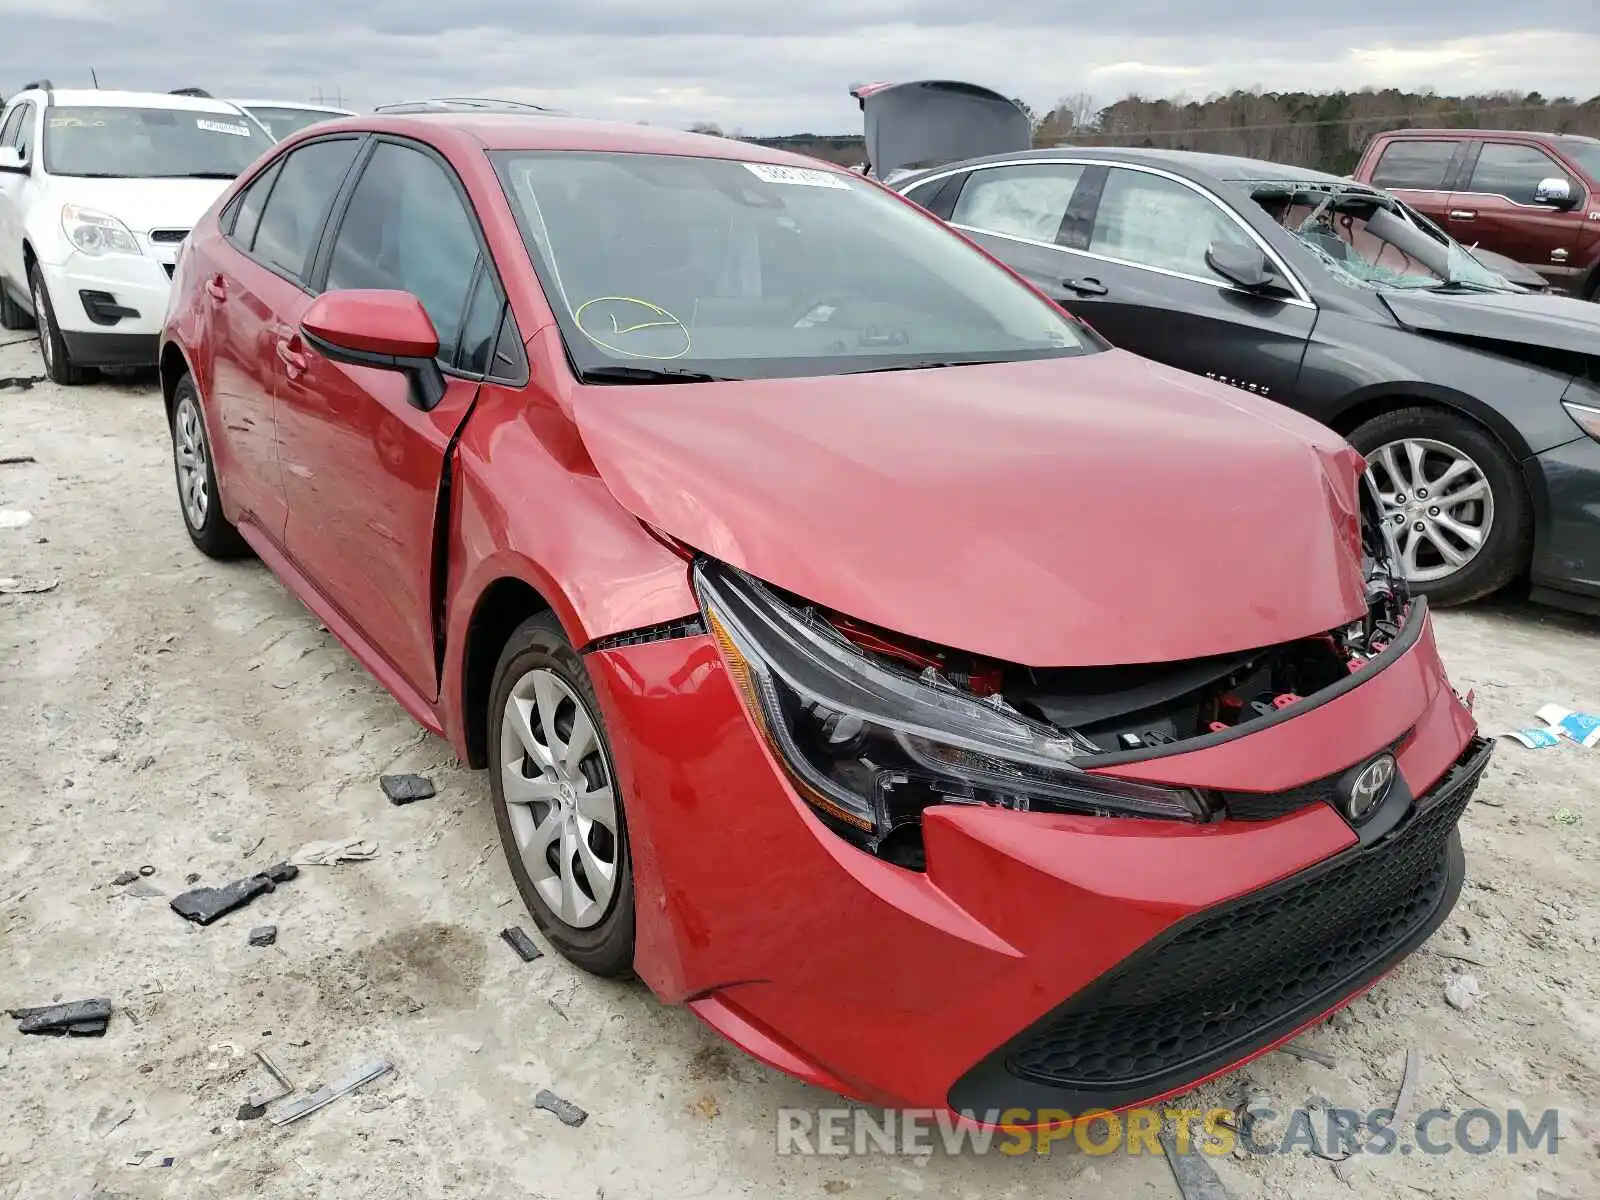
xmin=1347 ymin=407 xmax=1531 ymax=606
xmin=28 ymin=265 xmax=87 ymax=385
xmin=488 ymin=613 xmax=635 ymax=978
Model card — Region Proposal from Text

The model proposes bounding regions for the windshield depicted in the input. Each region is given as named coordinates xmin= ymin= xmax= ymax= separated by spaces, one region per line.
xmin=43 ymin=106 xmax=270 ymax=178
xmin=242 ymin=106 xmax=347 ymax=140
xmin=1249 ymin=183 xmax=1513 ymax=292
xmin=1553 ymin=138 xmax=1600 ymax=182
xmin=490 ymin=150 xmax=1101 ymax=382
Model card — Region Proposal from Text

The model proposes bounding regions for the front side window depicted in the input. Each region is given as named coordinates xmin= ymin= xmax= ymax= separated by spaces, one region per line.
xmin=14 ymin=102 xmax=35 ymax=160
xmin=1370 ymin=140 xmax=1457 ymax=190
xmin=41 ymin=106 xmax=272 ymax=178
xmin=951 ymin=164 xmax=1085 ymax=244
xmin=1089 ymin=168 xmax=1255 ymax=281
xmin=244 ymin=107 xmax=348 ymax=141
xmin=492 ymin=151 xmax=1100 ymax=381
xmin=0 ymin=104 xmax=24 ymax=148
xmin=251 ymin=138 xmax=360 ymax=281
xmin=1468 ymin=143 xmax=1576 ymax=205
xmin=324 ymin=142 xmax=483 ymax=363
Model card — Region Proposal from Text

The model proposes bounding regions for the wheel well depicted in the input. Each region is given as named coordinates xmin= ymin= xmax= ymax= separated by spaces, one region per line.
xmin=22 ymin=240 xmax=36 ymax=276
xmin=159 ymin=342 xmax=191 ymax=421
xmin=1327 ymin=394 xmax=1522 ymax=462
xmin=461 ymin=578 xmax=553 ymax=769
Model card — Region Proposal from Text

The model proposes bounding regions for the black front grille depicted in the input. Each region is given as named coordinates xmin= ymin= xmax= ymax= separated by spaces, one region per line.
xmin=162 ymin=263 xmax=175 ymax=278
xmin=998 ymin=737 xmax=1491 ymax=1102
xmin=148 ymin=229 xmax=189 ymax=244
xmin=1219 ymin=732 xmax=1409 ymax=821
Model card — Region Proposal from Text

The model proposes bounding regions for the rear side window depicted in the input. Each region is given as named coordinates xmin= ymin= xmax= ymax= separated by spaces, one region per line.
xmin=1467 ymin=143 xmax=1575 ymax=205
xmin=324 ymin=141 xmax=483 ymax=363
xmin=952 ymin=164 xmax=1085 ymax=244
xmin=251 ymin=138 xmax=361 ymax=282
xmin=1370 ymin=140 xmax=1457 ymax=190
xmin=227 ymin=158 xmax=284 ymax=250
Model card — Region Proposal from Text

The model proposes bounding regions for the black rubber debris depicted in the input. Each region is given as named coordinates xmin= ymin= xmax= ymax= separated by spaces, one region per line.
xmin=236 ymin=1101 xmax=267 ymax=1121
xmin=380 ymin=773 xmax=435 ymax=805
xmin=248 ymin=925 xmax=278 ymax=947
xmin=500 ymin=926 xmax=542 ymax=962
xmin=170 ymin=862 xmax=299 ymax=926
xmin=112 ymin=870 xmax=140 ymax=886
xmin=9 ymin=998 xmax=113 ymax=1036
xmin=0 ymin=375 xmax=45 ymax=393
xmin=139 ymin=865 xmax=156 ymax=877
xmin=534 ymin=1089 xmax=588 ymax=1127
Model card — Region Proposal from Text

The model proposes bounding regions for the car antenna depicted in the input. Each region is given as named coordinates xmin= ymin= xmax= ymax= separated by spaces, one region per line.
xmin=90 ymin=66 xmax=100 ymax=88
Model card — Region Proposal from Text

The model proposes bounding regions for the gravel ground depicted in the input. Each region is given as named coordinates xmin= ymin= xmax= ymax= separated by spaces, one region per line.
xmin=1 ymin=332 xmax=1596 ymax=1200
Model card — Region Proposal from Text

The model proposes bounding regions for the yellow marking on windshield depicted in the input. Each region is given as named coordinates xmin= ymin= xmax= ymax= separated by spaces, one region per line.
xmin=575 ymin=296 xmax=692 ymax=360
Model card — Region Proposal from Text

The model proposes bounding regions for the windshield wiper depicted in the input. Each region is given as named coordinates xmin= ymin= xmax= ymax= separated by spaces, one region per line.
xmin=839 ymin=359 xmax=990 ymax=375
xmin=154 ymin=171 xmax=239 ymax=179
xmin=578 ymin=365 xmax=731 ymax=385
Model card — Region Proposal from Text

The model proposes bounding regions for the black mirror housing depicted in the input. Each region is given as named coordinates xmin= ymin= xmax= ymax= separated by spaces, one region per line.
xmin=1205 ymin=241 xmax=1276 ymax=291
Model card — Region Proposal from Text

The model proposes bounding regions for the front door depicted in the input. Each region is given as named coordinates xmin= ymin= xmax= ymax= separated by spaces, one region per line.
xmin=275 ymin=138 xmax=501 ymax=701
xmin=1447 ymin=141 xmax=1593 ymax=287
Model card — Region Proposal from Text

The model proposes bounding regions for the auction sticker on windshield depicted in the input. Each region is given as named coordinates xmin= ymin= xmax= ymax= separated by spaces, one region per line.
xmin=742 ymin=163 xmax=851 ymax=189
xmin=197 ymin=119 xmax=252 ymax=137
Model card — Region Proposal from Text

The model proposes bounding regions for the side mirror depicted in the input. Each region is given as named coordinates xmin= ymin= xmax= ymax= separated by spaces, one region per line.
xmin=0 ymin=146 xmax=28 ymax=175
xmin=300 ymin=289 xmax=446 ymax=410
xmin=1205 ymin=240 xmax=1277 ymax=291
xmin=1533 ymin=176 xmax=1574 ymax=209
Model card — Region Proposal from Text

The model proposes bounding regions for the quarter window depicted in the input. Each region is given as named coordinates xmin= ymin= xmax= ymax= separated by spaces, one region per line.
xmin=251 ymin=137 xmax=361 ymax=282
xmin=952 ymin=164 xmax=1085 ymax=244
xmin=1089 ymin=169 xmax=1255 ymax=282
xmin=1467 ymin=143 xmax=1577 ymax=205
xmin=227 ymin=158 xmax=284 ymax=250
xmin=0 ymin=105 xmax=23 ymax=147
xmin=1370 ymin=140 xmax=1457 ymax=190
xmin=324 ymin=142 xmax=483 ymax=363
xmin=9 ymin=103 xmax=36 ymax=160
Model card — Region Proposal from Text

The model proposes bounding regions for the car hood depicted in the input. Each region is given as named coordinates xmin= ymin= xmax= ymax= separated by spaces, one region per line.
xmin=572 ymin=350 xmax=1371 ymax=667
xmin=44 ymin=176 xmax=235 ymax=234
xmin=1380 ymin=287 xmax=1600 ymax=356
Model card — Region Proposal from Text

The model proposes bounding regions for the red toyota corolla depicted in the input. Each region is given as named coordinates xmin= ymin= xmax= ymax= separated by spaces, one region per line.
xmin=158 ymin=113 xmax=1489 ymax=1125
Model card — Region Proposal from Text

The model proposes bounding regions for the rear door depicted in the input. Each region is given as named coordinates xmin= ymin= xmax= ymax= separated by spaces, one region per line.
xmin=206 ymin=135 xmax=364 ymax=542
xmin=1447 ymin=140 xmax=1591 ymax=285
xmin=275 ymin=137 xmax=514 ymax=701
xmin=1364 ymin=136 xmax=1465 ymax=228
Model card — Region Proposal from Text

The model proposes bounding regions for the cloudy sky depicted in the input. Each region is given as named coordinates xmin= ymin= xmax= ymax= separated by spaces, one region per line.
xmin=3 ymin=1 xmax=1597 ymax=134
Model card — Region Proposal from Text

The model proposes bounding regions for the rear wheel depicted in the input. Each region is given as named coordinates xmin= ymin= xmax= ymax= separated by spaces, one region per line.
xmin=0 ymin=279 xmax=33 ymax=330
xmin=1347 ymin=407 xmax=1531 ymax=606
xmin=28 ymin=264 xmax=87 ymax=385
xmin=170 ymin=374 xmax=250 ymax=559
xmin=488 ymin=613 xmax=635 ymax=978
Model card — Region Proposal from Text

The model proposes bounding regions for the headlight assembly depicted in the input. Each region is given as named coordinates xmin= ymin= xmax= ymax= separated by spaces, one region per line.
xmin=693 ymin=561 xmax=1207 ymax=861
xmin=60 ymin=205 xmax=141 ymax=257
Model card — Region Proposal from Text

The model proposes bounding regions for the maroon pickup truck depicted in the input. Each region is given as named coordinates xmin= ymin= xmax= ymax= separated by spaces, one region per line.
xmin=1352 ymin=129 xmax=1600 ymax=299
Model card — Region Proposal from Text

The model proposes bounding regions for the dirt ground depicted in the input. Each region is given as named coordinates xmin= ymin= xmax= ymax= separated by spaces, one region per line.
xmin=1 ymin=331 xmax=1597 ymax=1200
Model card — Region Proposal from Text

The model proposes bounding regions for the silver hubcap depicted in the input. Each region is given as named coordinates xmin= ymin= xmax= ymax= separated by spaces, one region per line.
xmin=32 ymin=281 xmax=52 ymax=371
xmin=500 ymin=668 xmax=618 ymax=930
xmin=1365 ymin=437 xmax=1494 ymax=583
xmin=174 ymin=395 xmax=209 ymax=530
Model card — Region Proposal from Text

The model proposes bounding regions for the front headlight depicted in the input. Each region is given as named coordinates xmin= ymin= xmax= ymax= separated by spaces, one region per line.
xmin=60 ymin=205 xmax=141 ymax=257
xmin=1563 ymin=401 xmax=1600 ymax=442
xmin=694 ymin=561 xmax=1207 ymax=862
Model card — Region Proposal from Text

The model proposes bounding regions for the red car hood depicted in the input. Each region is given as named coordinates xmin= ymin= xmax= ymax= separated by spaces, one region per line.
xmin=572 ymin=349 xmax=1370 ymax=667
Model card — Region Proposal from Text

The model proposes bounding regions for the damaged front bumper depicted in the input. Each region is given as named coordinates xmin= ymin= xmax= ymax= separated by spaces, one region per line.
xmin=582 ymin=583 xmax=1481 ymax=1118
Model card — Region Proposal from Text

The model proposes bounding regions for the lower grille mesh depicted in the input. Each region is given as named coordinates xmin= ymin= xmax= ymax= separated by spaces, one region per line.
xmin=1008 ymin=738 xmax=1490 ymax=1089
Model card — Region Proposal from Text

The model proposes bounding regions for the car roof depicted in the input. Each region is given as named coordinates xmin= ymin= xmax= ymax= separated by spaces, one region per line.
xmin=19 ymin=87 xmax=248 ymax=114
xmin=336 ymin=113 xmax=846 ymax=167
xmin=231 ymin=98 xmax=356 ymax=114
xmin=907 ymin=145 xmax=1359 ymax=188
xmin=1371 ymin=127 xmax=1600 ymax=144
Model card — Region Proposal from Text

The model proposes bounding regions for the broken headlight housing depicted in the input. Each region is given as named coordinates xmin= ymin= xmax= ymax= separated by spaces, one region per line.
xmin=694 ymin=561 xmax=1207 ymax=862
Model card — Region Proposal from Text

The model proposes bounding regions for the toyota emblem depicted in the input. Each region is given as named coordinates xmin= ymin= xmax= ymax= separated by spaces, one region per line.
xmin=1345 ymin=753 xmax=1397 ymax=821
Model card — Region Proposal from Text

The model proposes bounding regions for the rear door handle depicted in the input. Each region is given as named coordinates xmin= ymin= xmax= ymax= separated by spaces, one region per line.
xmin=275 ymin=335 xmax=307 ymax=377
xmin=1448 ymin=209 xmax=1476 ymax=220
xmin=1062 ymin=276 xmax=1108 ymax=296
xmin=205 ymin=275 xmax=227 ymax=301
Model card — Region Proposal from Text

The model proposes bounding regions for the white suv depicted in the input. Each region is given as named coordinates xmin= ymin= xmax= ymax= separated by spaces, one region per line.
xmin=0 ymin=83 xmax=274 ymax=383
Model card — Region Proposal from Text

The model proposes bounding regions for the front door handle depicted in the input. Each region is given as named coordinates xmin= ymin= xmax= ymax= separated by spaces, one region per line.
xmin=1448 ymin=209 xmax=1476 ymax=220
xmin=205 ymin=275 xmax=227 ymax=301
xmin=275 ymin=335 xmax=307 ymax=378
xmin=1062 ymin=276 xmax=1108 ymax=296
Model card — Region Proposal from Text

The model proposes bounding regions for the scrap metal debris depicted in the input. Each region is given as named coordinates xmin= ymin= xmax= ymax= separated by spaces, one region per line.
xmin=248 ymin=925 xmax=278 ymax=947
xmin=112 ymin=870 xmax=140 ymax=886
xmin=170 ymin=862 xmax=298 ymax=925
xmin=1276 ymin=1041 xmax=1336 ymax=1068
xmin=267 ymin=1058 xmax=392 ymax=1127
xmin=534 ymin=1089 xmax=588 ymax=1127
xmin=244 ymin=1050 xmax=295 ymax=1110
xmin=1158 ymin=1122 xmax=1231 ymax=1199
xmin=0 ymin=454 xmax=38 ymax=466
xmin=90 ymin=1103 xmax=135 ymax=1137
xmin=292 ymin=837 xmax=379 ymax=866
xmin=9 ymin=997 xmax=112 ymax=1036
xmin=0 ymin=577 xmax=59 ymax=595
xmin=380 ymin=773 xmax=436 ymax=805
xmin=500 ymin=926 xmax=543 ymax=963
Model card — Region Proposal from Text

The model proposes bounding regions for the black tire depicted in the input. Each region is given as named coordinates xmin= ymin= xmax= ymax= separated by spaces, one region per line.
xmin=488 ymin=612 xmax=636 ymax=978
xmin=28 ymin=264 xmax=87 ymax=385
xmin=168 ymin=374 xmax=250 ymax=559
xmin=1347 ymin=406 xmax=1531 ymax=606
xmin=0 ymin=278 xmax=33 ymax=330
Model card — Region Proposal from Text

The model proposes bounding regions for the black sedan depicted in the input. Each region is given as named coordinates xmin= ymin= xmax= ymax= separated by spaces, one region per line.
xmin=892 ymin=146 xmax=1600 ymax=614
